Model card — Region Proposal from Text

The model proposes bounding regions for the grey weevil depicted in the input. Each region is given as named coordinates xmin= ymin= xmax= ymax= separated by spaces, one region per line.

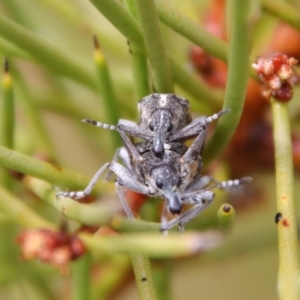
xmin=57 ymin=94 xmax=251 ymax=231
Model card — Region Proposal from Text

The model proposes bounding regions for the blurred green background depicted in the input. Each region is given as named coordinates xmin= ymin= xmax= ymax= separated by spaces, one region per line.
xmin=0 ymin=0 xmax=299 ymax=299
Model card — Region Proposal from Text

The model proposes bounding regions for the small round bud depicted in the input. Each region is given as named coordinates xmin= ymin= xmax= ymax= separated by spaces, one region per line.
xmin=217 ymin=204 xmax=235 ymax=229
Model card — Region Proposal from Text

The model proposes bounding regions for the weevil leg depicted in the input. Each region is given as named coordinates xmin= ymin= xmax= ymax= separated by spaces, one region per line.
xmin=56 ymin=161 xmax=149 ymax=200
xmin=180 ymin=126 xmax=207 ymax=165
xmin=170 ymin=109 xmax=230 ymax=141
xmin=115 ymin=181 xmax=135 ymax=219
xmin=209 ymin=176 xmax=253 ymax=191
xmin=106 ymin=146 xmax=134 ymax=180
xmin=109 ymin=161 xmax=149 ymax=195
xmin=83 ymin=118 xmax=152 ymax=140
xmin=168 ymin=177 xmax=252 ymax=230
xmin=160 ymin=190 xmax=215 ymax=232
xmin=118 ymin=130 xmax=144 ymax=164
xmin=160 ymin=201 xmax=169 ymax=235
xmin=56 ymin=162 xmax=110 ymax=199
xmin=169 ymin=117 xmax=207 ymax=141
xmin=83 ymin=118 xmax=145 ymax=163
xmin=185 ymin=175 xmax=212 ymax=192
xmin=186 ymin=175 xmax=252 ymax=193
xmin=117 ymin=119 xmax=152 ymax=139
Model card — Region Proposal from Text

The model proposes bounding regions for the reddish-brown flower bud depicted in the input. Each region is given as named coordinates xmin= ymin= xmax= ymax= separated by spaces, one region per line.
xmin=17 ymin=229 xmax=86 ymax=271
xmin=252 ymin=54 xmax=298 ymax=102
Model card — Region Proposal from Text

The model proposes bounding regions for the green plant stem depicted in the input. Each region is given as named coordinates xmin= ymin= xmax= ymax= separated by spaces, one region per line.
xmin=124 ymin=0 xmax=151 ymax=102
xmin=26 ymin=177 xmax=119 ymax=227
xmin=154 ymin=0 xmax=228 ymax=62
xmin=203 ymin=0 xmax=250 ymax=163
xmin=0 ymin=37 xmax=30 ymax=59
xmin=90 ymin=0 xmax=222 ymax=106
xmin=155 ymin=1 xmax=255 ymax=82
xmin=0 ymin=59 xmax=14 ymax=148
xmin=0 ymin=14 xmax=96 ymax=89
xmin=134 ymin=0 xmax=173 ymax=93
xmin=169 ymin=56 xmax=223 ymax=107
xmin=91 ymin=0 xmax=145 ymax=48
xmin=91 ymin=255 xmax=131 ymax=299
xmin=0 ymin=59 xmax=14 ymax=187
xmin=71 ymin=254 xmax=92 ymax=300
xmin=0 ymin=146 xmax=105 ymax=194
xmin=93 ymin=36 xmax=122 ymax=149
xmin=130 ymin=44 xmax=151 ymax=101
xmin=130 ymin=254 xmax=158 ymax=300
xmin=152 ymin=259 xmax=171 ymax=300
xmin=10 ymin=62 xmax=56 ymax=156
xmin=80 ymin=231 xmax=221 ymax=258
xmin=261 ymin=0 xmax=300 ymax=31
xmin=271 ymin=99 xmax=300 ymax=300
xmin=0 ymin=185 xmax=56 ymax=229
xmin=120 ymin=2 xmax=166 ymax=297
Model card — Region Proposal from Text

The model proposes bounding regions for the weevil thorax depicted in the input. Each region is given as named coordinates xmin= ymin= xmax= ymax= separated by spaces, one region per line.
xmin=150 ymin=164 xmax=182 ymax=214
xmin=138 ymin=94 xmax=192 ymax=130
xmin=138 ymin=94 xmax=192 ymax=156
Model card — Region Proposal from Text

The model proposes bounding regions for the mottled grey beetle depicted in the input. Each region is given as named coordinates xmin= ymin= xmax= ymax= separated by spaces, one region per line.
xmin=57 ymin=94 xmax=251 ymax=231
xmin=82 ymin=94 xmax=229 ymax=156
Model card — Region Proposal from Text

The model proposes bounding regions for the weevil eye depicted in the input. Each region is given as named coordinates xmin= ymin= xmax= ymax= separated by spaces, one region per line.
xmin=166 ymin=121 xmax=173 ymax=132
xmin=156 ymin=178 xmax=164 ymax=188
xmin=149 ymin=121 xmax=155 ymax=131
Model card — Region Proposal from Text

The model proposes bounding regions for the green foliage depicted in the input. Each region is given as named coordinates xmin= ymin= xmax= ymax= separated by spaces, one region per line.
xmin=0 ymin=0 xmax=299 ymax=299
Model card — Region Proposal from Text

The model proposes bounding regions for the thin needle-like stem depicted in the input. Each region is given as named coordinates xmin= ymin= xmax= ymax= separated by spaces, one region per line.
xmin=93 ymin=36 xmax=122 ymax=149
xmin=130 ymin=254 xmax=158 ymax=300
xmin=271 ymin=99 xmax=300 ymax=300
xmin=261 ymin=0 xmax=300 ymax=31
xmin=0 ymin=14 xmax=96 ymax=89
xmin=134 ymin=0 xmax=173 ymax=93
xmin=0 ymin=58 xmax=14 ymax=187
xmin=203 ymin=0 xmax=250 ymax=163
xmin=71 ymin=254 xmax=92 ymax=300
xmin=10 ymin=61 xmax=56 ymax=156
xmin=154 ymin=0 xmax=228 ymax=62
xmin=0 ymin=146 xmax=106 ymax=194
xmin=90 ymin=0 xmax=222 ymax=106
xmin=124 ymin=0 xmax=151 ymax=103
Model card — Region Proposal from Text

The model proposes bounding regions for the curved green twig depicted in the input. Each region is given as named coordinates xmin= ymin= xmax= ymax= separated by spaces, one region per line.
xmin=0 ymin=14 xmax=96 ymax=88
xmin=0 ymin=146 xmax=105 ymax=194
xmin=261 ymin=0 xmax=300 ymax=31
xmin=0 ymin=36 xmax=30 ymax=58
xmin=203 ymin=0 xmax=250 ymax=163
xmin=154 ymin=0 xmax=228 ymax=62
